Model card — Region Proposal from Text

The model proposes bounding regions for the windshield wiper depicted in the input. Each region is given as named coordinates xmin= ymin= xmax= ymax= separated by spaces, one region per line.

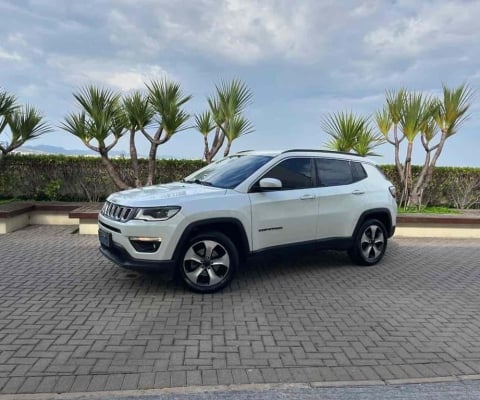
xmin=182 ymin=179 xmax=213 ymax=186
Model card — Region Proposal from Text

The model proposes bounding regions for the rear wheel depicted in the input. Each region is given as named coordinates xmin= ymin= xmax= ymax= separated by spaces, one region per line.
xmin=179 ymin=231 xmax=238 ymax=293
xmin=349 ymin=219 xmax=387 ymax=266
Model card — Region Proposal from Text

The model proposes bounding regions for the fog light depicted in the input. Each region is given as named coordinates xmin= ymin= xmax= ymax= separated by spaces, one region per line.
xmin=129 ymin=237 xmax=162 ymax=253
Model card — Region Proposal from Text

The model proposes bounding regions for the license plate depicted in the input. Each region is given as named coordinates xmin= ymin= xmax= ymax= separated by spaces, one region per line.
xmin=98 ymin=229 xmax=112 ymax=248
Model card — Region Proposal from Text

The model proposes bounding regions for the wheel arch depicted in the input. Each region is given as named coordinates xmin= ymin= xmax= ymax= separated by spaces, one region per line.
xmin=353 ymin=208 xmax=393 ymax=239
xmin=173 ymin=218 xmax=250 ymax=263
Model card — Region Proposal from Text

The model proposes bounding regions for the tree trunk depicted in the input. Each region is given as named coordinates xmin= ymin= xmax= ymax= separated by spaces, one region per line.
xmin=100 ymin=153 xmax=129 ymax=190
xmin=223 ymin=141 xmax=232 ymax=157
xmin=205 ymin=126 xmax=225 ymax=163
xmin=146 ymin=127 xmax=165 ymax=186
xmin=129 ymin=129 xmax=141 ymax=188
xmin=146 ymin=142 xmax=159 ymax=186
xmin=421 ymin=130 xmax=448 ymax=199
xmin=409 ymin=151 xmax=430 ymax=207
xmin=203 ymin=135 xmax=210 ymax=162
xmin=393 ymin=124 xmax=405 ymax=186
xmin=401 ymin=141 xmax=414 ymax=208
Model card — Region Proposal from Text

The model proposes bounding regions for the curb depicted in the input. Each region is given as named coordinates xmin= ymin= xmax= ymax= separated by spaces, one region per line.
xmin=1 ymin=374 xmax=480 ymax=400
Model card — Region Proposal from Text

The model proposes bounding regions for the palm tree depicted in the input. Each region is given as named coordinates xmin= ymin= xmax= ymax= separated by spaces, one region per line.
xmin=383 ymin=89 xmax=407 ymax=185
xmin=61 ymin=85 xmax=128 ymax=189
xmin=377 ymin=84 xmax=473 ymax=208
xmin=123 ymin=91 xmax=154 ymax=187
xmin=195 ymin=111 xmax=216 ymax=161
xmin=199 ymin=79 xmax=253 ymax=163
xmin=0 ymin=105 xmax=51 ymax=159
xmin=411 ymin=84 xmax=473 ymax=206
xmin=397 ymin=92 xmax=433 ymax=205
xmin=321 ymin=111 xmax=384 ymax=156
xmin=0 ymin=88 xmax=50 ymax=160
xmin=143 ymin=79 xmax=191 ymax=185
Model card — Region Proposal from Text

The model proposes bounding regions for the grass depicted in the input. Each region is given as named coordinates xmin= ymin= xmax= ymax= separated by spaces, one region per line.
xmin=0 ymin=199 xmax=15 ymax=205
xmin=398 ymin=206 xmax=459 ymax=214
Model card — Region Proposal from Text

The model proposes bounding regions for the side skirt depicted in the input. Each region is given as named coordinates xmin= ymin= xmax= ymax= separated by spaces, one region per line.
xmin=248 ymin=237 xmax=354 ymax=260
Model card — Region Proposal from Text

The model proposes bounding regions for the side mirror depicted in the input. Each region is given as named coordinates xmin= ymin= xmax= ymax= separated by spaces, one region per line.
xmin=259 ymin=177 xmax=282 ymax=190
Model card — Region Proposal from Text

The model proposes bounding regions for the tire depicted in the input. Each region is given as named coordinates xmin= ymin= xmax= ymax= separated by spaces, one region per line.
xmin=348 ymin=219 xmax=388 ymax=266
xmin=179 ymin=231 xmax=238 ymax=293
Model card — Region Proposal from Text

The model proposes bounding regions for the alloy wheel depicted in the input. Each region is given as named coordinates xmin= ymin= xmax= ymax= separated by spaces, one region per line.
xmin=183 ymin=240 xmax=231 ymax=287
xmin=360 ymin=224 xmax=385 ymax=263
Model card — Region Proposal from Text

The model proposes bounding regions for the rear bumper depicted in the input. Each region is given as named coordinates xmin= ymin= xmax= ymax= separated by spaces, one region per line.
xmin=99 ymin=244 xmax=176 ymax=274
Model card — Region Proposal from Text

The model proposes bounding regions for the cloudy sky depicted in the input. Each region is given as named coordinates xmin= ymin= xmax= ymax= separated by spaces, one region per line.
xmin=1 ymin=0 xmax=479 ymax=165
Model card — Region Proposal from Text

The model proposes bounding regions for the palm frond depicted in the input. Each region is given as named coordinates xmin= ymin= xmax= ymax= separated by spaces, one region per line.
xmin=386 ymin=88 xmax=406 ymax=124
xmin=224 ymin=115 xmax=254 ymax=142
xmin=353 ymin=129 xmax=386 ymax=157
xmin=399 ymin=91 xmax=433 ymax=142
xmin=435 ymin=83 xmax=474 ymax=136
xmin=60 ymin=112 xmax=87 ymax=141
xmin=195 ymin=111 xmax=216 ymax=136
xmin=0 ymin=88 xmax=18 ymax=116
xmin=375 ymin=106 xmax=392 ymax=138
xmin=63 ymin=85 xmax=125 ymax=145
xmin=321 ymin=111 xmax=369 ymax=152
xmin=146 ymin=79 xmax=192 ymax=137
xmin=123 ymin=91 xmax=154 ymax=130
xmin=6 ymin=105 xmax=51 ymax=147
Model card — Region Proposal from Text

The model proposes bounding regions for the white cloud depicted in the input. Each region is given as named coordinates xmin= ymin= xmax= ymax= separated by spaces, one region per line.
xmin=0 ymin=47 xmax=23 ymax=61
xmin=108 ymin=0 xmax=329 ymax=64
xmin=47 ymin=56 xmax=170 ymax=91
xmin=364 ymin=1 xmax=480 ymax=57
xmin=108 ymin=9 xmax=161 ymax=56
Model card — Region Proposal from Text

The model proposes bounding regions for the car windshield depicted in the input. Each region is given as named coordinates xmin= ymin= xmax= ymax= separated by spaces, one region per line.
xmin=184 ymin=155 xmax=273 ymax=189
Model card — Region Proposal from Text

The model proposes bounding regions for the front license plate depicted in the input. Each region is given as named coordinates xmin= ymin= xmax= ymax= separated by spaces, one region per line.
xmin=98 ymin=229 xmax=112 ymax=248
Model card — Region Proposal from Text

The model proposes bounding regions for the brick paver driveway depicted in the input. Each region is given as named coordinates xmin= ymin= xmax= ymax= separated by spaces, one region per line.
xmin=1 ymin=226 xmax=480 ymax=395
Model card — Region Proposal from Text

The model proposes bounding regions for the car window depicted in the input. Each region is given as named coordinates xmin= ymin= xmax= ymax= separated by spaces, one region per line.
xmin=316 ymin=158 xmax=353 ymax=186
xmin=261 ymin=158 xmax=314 ymax=190
xmin=184 ymin=155 xmax=273 ymax=189
xmin=351 ymin=161 xmax=368 ymax=182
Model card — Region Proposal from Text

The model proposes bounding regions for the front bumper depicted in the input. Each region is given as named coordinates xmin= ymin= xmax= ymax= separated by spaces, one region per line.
xmin=389 ymin=225 xmax=396 ymax=238
xmin=99 ymin=243 xmax=176 ymax=274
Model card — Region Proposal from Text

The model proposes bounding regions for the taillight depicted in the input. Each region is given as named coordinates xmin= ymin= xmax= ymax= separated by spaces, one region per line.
xmin=389 ymin=186 xmax=396 ymax=198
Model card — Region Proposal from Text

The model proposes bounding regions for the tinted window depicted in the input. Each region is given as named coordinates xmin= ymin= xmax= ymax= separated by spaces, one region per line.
xmin=316 ymin=158 xmax=353 ymax=186
xmin=262 ymin=158 xmax=313 ymax=190
xmin=351 ymin=162 xmax=367 ymax=182
xmin=185 ymin=155 xmax=273 ymax=189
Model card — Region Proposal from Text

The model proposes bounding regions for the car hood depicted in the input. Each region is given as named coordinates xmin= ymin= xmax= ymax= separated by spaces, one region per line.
xmin=107 ymin=182 xmax=227 ymax=208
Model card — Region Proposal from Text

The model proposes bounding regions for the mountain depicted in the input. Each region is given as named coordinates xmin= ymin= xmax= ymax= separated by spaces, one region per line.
xmin=16 ymin=145 xmax=179 ymax=159
xmin=17 ymin=145 xmax=127 ymax=157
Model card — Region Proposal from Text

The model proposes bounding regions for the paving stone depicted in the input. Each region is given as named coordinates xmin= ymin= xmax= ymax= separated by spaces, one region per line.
xmin=1 ymin=227 xmax=480 ymax=394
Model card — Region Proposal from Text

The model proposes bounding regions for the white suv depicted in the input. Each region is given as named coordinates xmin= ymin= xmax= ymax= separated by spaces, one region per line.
xmin=98 ymin=150 xmax=397 ymax=293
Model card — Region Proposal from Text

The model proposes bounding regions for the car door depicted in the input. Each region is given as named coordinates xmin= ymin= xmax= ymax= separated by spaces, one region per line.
xmin=248 ymin=157 xmax=318 ymax=251
xmin=314 ymin=158 xmax=368 ymax=239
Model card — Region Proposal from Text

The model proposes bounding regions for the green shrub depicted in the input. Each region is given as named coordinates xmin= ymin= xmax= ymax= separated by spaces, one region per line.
xmin=1 ymin=154 xmax=478 ymax=207
xmin=380 ymin=165 xmax=480 ymax=208
xmin=0 ymin=154 xmax=206 ymax=202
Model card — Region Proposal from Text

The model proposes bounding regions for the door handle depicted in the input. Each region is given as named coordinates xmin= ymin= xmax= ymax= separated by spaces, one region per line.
xmin=300 ymin=194 xmax=316 ymax=200
xmin=351 ymin=190 xmax=365 ymax=195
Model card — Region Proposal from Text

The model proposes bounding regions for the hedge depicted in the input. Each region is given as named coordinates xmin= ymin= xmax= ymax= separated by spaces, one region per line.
xmin=0 ymin=154 xmax=479 ymax=206
xmin=0 ymin=154 xmax=206 ymax=202
xmin=381 ymin=165 xmax=480 ymax=208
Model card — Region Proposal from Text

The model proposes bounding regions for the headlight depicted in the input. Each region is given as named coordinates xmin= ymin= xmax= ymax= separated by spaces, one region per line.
xmin=134 ymin=206 xmax=181 ymax=221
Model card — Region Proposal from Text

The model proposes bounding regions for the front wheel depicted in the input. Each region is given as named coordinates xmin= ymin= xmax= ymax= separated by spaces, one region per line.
xmin=179 ymin=231 xmax=238 ymax=293
xmin=348 ymin=219 xmax=387 ymax=266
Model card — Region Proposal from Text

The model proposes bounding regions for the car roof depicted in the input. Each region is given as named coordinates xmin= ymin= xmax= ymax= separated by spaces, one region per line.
xmin=235 ymin=149 xmax=375 ymax=163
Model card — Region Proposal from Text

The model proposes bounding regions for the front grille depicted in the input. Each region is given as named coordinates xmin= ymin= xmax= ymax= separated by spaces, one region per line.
xmin=101 ymin=201 xmax=136 ymax=222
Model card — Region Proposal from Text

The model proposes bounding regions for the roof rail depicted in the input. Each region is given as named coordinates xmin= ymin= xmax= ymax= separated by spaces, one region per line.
xmin=281 ymin=149 xmax=365 ymax=157
xmin=236 ymin=150 xmax=255 ymax=153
